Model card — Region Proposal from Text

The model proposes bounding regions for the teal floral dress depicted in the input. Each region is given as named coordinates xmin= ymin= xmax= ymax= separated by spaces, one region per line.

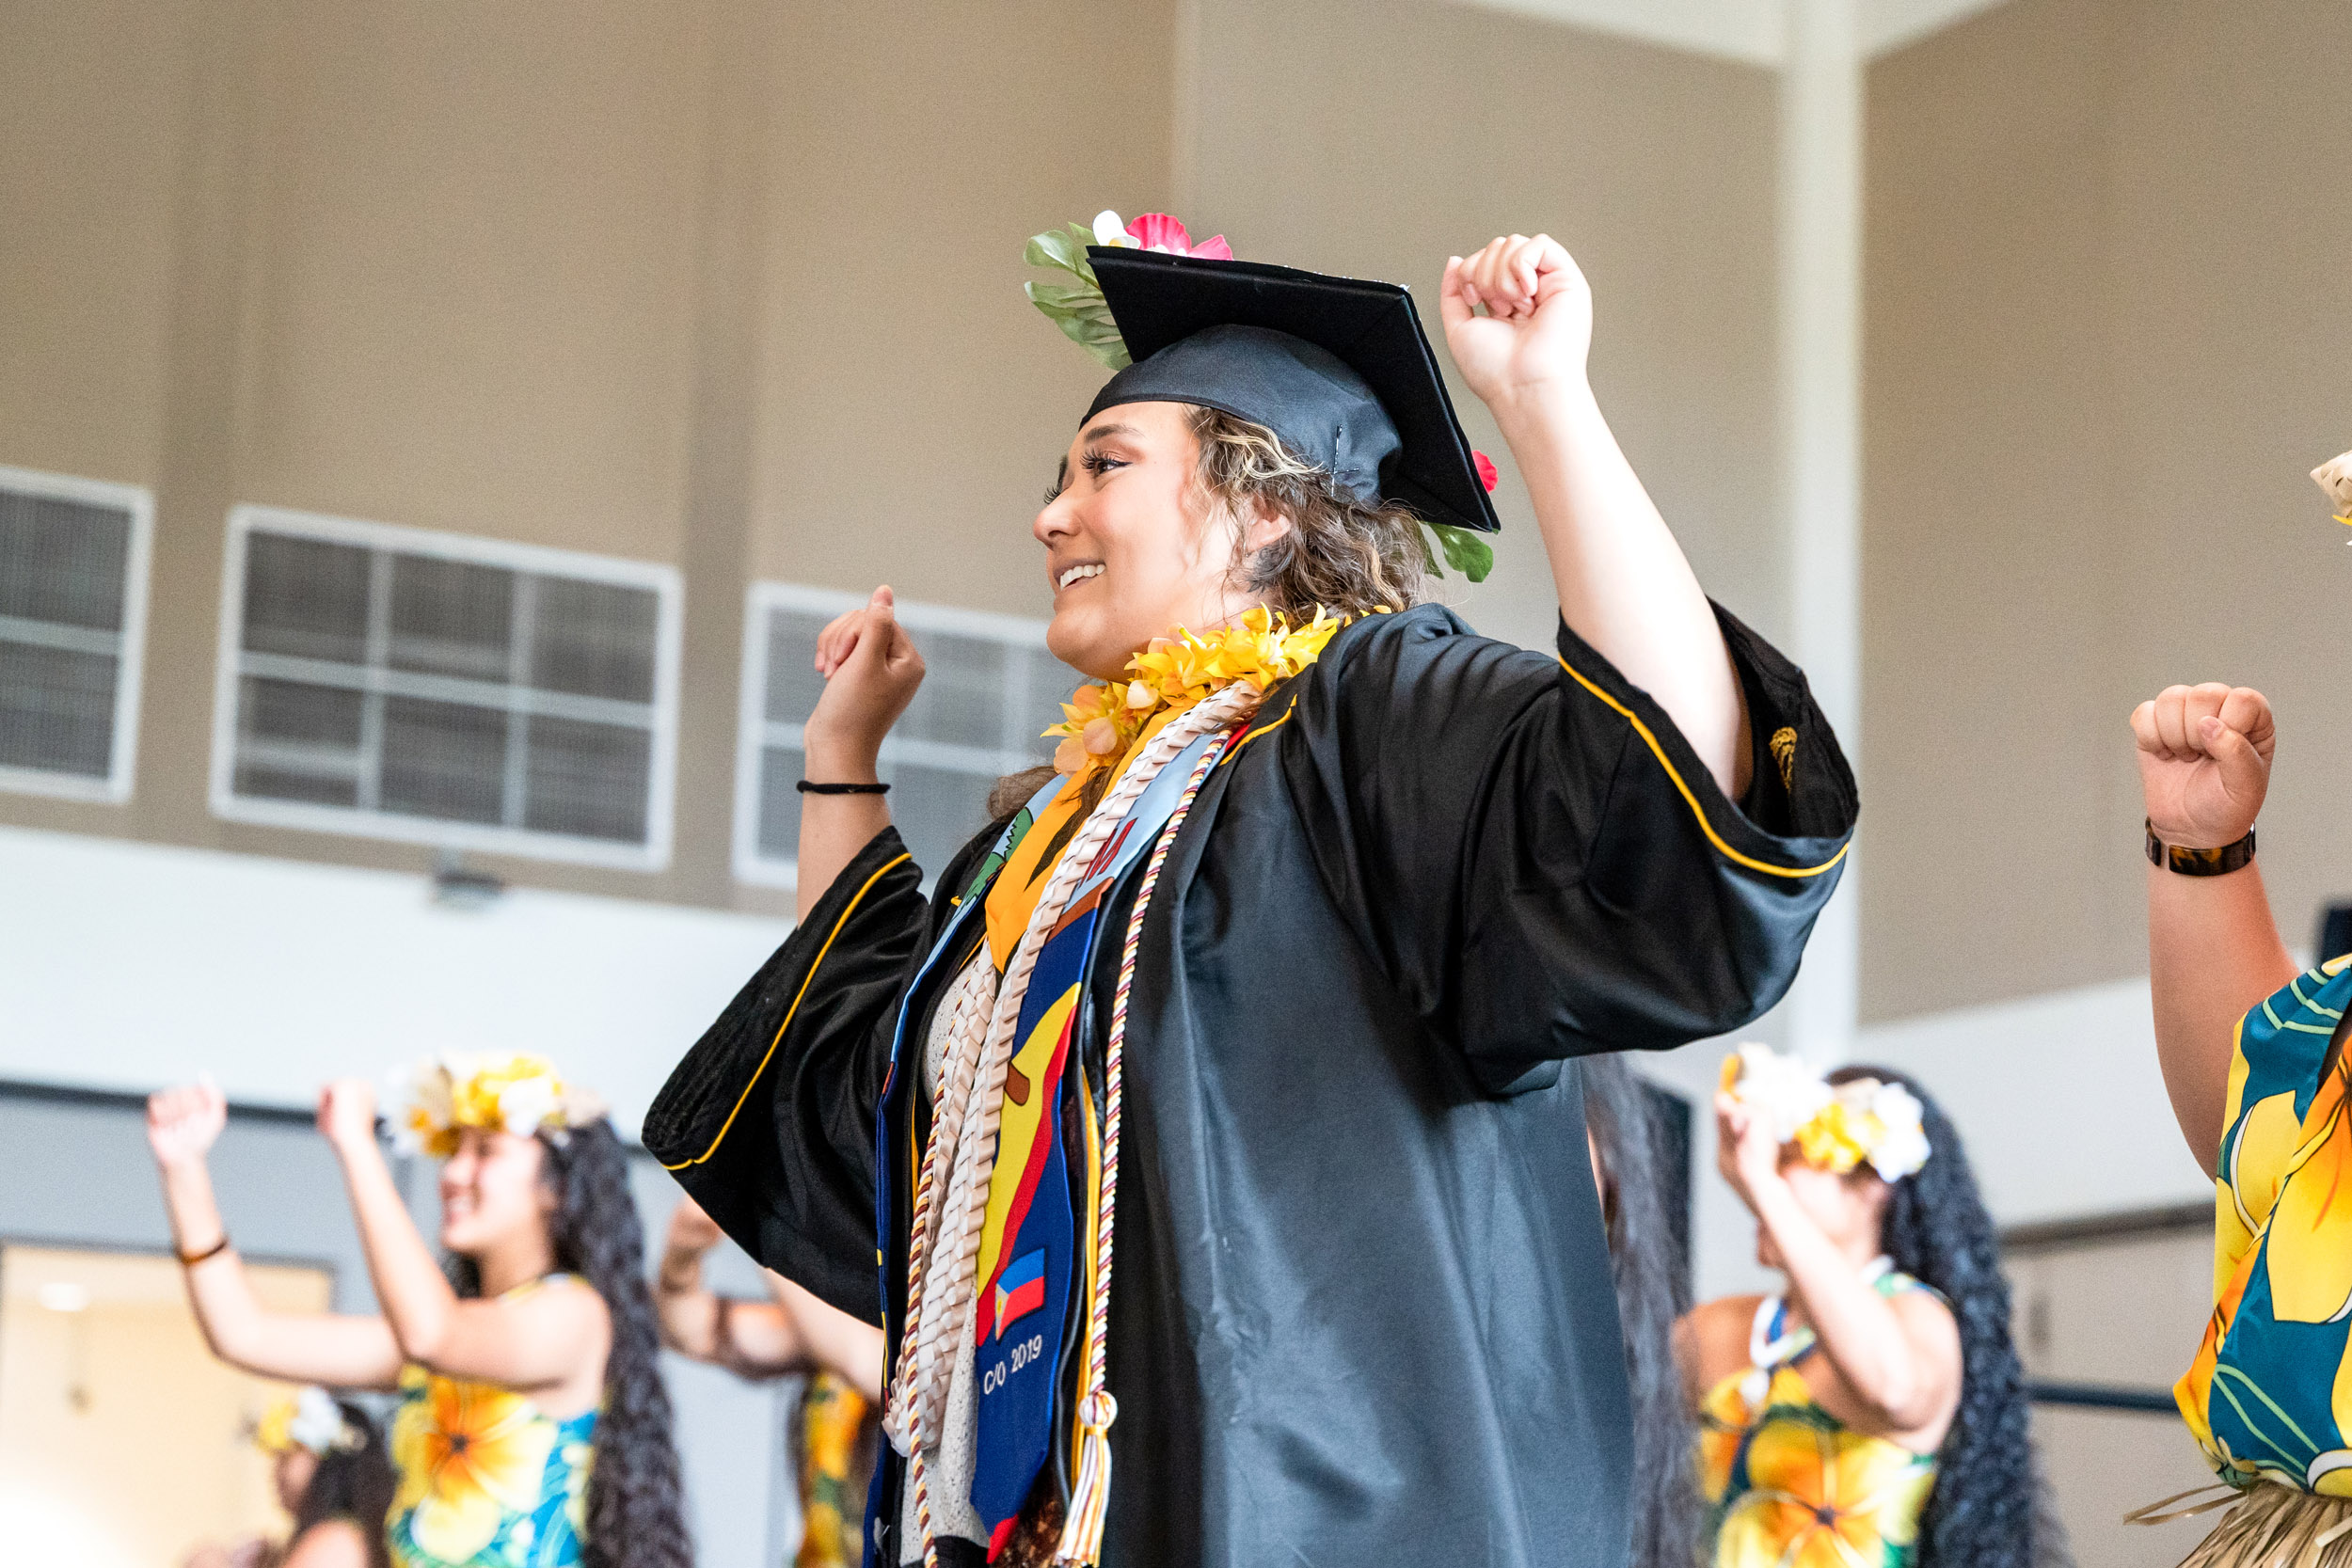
xmin=386 ymin=1279 xmax=598 ymax=1567
xmin=2177 ymin=954 xmax=2352 ymax=1493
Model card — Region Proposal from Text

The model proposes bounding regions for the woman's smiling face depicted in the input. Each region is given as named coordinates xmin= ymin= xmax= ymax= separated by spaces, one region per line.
xmin=1035 ymin=400 xmax=1255 ymax=682
xmin=437 ymin=1126 xmax=553 ymax=1258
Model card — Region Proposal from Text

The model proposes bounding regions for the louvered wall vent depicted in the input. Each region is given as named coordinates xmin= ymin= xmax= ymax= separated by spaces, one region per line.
xmin=213 ymin=507 xmax=680 ymax=869
xmin=735 ymin=583 xmax=1072 ymax=888
xmin=0 ymin=466 xmax=151 ymax=801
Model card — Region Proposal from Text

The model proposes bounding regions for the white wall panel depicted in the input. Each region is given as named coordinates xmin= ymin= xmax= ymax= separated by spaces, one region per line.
xmin=0 ymin=825 xmax=790 ymax=1132
xmin=1859 ymin=974 xmax=2213 ymax=1227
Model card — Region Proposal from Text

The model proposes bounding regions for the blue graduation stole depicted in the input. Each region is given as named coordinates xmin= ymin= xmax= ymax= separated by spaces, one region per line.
xmin=871 ymin=730 xmax=1223 ymax=1549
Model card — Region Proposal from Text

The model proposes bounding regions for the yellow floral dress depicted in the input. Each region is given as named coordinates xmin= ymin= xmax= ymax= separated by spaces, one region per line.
xmin=794 ymin=1370 xmax=874 ymax=1568
xmin=1697 ymin=1264 xmax=1941 ymax=1568
xmin=387 ymin=1279 xmax=597 ymax=1568
xmin=2176 ymin=955 xmax=2352 ymax=1495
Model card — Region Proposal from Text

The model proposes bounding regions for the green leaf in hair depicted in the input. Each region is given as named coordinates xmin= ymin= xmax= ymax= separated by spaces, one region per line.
xmin=1422 ymin=522 xmax=1495 ymax=583
xmin=1025 ymin=223 xmax=1129 ymax=370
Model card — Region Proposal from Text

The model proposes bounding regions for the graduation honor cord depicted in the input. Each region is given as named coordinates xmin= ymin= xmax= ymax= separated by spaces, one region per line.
xmin=886 ymin=681 xmax=1256 ymax=1568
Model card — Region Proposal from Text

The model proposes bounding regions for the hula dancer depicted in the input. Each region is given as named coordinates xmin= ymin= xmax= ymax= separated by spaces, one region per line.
xmin=2124 ymin=450 xmax=2352 ymax=1567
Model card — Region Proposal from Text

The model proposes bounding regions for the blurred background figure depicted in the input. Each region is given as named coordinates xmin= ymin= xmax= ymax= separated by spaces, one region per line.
xmin=144 ymin=1057 xmax=693 ymax=1568
xmin=1581 ymin=1056 xmax=1703 ymax=1568
xmin=1683 ymin=1049 xmax=2060 ymax=1568
xmin=181 ymin=1386 xmax=394 ymax=1568
xmin=655 ymin=1196 xmax=883 ymax=1568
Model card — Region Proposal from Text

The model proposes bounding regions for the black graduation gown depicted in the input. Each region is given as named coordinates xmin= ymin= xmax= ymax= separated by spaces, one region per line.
xmin=647 ymin=603 xmax=1855 ymax=1568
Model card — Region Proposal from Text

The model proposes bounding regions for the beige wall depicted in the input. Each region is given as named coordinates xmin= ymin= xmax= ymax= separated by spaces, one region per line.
xmin=0 ymin=0 xmax=198 ymax=488
xmin=0 ymin=0 xmax=1784 ymax=914
xmin=750 ymin=1 xmax=1179 ymax=615
xmin=1194 ymin=0 xmax=1785 ymax=653
xmin=0 ymin=0 xmax=1176 ymax=914
xmin=1862 ymin=0 xmax=2352 ymax=1021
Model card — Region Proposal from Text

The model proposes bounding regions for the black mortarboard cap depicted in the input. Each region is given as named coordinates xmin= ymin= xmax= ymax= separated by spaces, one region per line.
xmin=1083 ymin=249 xmax=1502 ymax=534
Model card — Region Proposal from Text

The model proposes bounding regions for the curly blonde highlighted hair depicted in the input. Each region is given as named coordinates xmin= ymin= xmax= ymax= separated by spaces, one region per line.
xmin=1185 ymin=406 xmax=1431 ymax=620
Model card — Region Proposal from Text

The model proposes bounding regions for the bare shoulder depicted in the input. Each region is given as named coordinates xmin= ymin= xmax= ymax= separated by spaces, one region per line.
xmin=1680 ymin=1292 xmax=1766 ymax=1386
xmin=1684 ymin=1292 xmax=1766 ymax=1338
xmin=281 ymin=1516 xmax=372 ymax=1568
xmin=490 ymin=1273 xmax=612 ymax=1338
xmin=1891 ymin=1284 xmax=1961 ymax=1352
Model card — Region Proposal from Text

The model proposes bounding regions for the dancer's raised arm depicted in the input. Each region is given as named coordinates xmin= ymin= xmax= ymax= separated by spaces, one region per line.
xmin=1442 ymin=233 xmax=1750 ymax=797
xmin=147 ymin=1082 xmax=402 ymax=1388
xmin=2133 ymin=682 xmax=2295 ymax=1172
xmin=317 ymin=1079 xmax=608 ymax=1398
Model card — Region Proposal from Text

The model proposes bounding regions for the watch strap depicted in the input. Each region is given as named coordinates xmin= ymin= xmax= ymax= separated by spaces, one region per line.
xmin=2146 ymin=818 xmax=2257 ymax=877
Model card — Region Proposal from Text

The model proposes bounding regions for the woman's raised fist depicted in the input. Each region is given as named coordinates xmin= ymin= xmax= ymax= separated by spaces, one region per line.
xmin=2130 ymin=683 xmax=2274 ymax=849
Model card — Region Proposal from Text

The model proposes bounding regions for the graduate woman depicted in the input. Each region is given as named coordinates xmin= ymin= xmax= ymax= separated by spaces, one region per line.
xmin=650 ymin=219 xmax=1857 ymax=1568
xmin=147 ymin=1057 xmax=691 ymax=1568
xmin=1581 ymin=1056 xmax=1702 ymax=1568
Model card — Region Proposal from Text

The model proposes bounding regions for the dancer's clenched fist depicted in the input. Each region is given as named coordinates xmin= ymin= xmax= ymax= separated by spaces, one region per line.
xmin=316 ymin=1078 xmax=379 ymax=1152
xmin=147 ymin=1078 xmax=229 ymax=1169
xmin=2131 ymin=683 xmax=2274 ymax=849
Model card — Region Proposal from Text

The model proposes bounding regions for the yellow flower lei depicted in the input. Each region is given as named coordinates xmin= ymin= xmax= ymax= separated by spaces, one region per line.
xmin=1042 ymin=607 xmax=1344 ymax=785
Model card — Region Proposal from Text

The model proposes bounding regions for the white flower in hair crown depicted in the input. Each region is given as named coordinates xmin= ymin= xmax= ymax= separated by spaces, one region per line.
xmin=389 ymin=1051 xmax=606 ymax=1158
xmin=2314 ymin=449 xmax=2352 ymax=535
xmin=254 ymin=1386 xmax=358 ymax=1456
xmin=1720 ymin=1043 xmax=1931 ymax=1181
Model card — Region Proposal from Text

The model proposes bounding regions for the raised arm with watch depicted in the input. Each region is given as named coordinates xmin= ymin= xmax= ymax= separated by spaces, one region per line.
xmin=2130 ymin=680 xmax=2292 ymax=1169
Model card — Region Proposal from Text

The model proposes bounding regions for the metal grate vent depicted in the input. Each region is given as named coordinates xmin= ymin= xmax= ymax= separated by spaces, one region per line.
xmin=737 ymin=585 xmax=1072 ymax=889
xmin=215 ymin=508 xmax=677 ymax=867
xmin=0 ymin=467 xmax=150 ymax=800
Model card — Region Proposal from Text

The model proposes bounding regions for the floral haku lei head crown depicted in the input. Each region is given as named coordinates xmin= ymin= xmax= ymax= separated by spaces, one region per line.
xmin=1025 ymin=210 xmax=1232 ymax=372
xmin=390 ymin=1051 xmax=607 ymax=1159
xmin=1042 ymin=605 xmax=1343 ymax=785
xmin=1025 ymin=209 xmax=1497 ymax=582
xmin=252 ymin=1386 xmax=361 ymax=1456
xmin=1720 ymin=1043 xmax=1931 ymax=1182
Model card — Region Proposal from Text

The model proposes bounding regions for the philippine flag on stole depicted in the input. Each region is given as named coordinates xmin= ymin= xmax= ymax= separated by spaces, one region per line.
xmin=993 ymin=1249 xmax=1047 ymax=1336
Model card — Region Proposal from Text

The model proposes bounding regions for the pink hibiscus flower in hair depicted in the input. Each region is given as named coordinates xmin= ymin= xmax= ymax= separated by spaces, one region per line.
xmin=1091 ymin=210 xmax=1233 ymax=261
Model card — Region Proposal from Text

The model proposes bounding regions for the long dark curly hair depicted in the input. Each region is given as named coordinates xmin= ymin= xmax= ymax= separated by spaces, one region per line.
xmin=1581 ymin=1056 xmax=1702 ymax=1568
xmin=450 ymin=1121 xmax=693 ymax=1568
xmin=1827 ymin=1065 xmax=2067 ymax=1568
xmin=290 ymin=1398 xmax=395 ymax=1568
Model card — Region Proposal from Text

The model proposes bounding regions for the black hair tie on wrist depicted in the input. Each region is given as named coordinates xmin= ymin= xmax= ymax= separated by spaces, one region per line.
xmin=796 ymin=780 xmax=890 ymax=795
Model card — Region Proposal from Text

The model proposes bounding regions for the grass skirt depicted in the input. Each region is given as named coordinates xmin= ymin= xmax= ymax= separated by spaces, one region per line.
xmin=2133 ymin=1482 xmax=2352 ymax=1568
